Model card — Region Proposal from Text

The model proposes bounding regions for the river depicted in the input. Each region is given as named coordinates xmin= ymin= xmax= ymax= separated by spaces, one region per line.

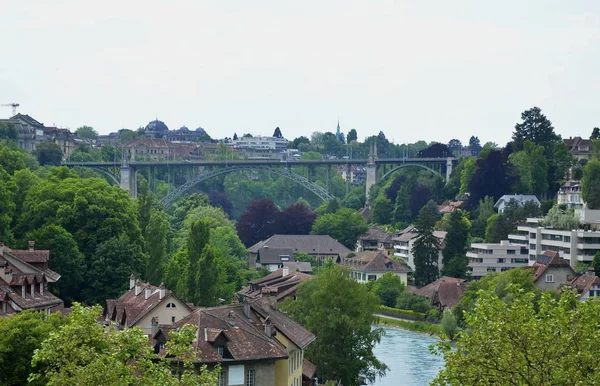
xmin=372 ymin=326 xmax=445 ymax=386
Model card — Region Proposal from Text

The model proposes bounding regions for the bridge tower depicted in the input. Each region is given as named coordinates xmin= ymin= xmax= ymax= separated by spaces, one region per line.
xmin=365 ymin=141 xmax=378 ymax=205
xmin=119 ymin=159 xmax=137 ymax=198
xmin=446 ymin=157 xmax=453 ymax=181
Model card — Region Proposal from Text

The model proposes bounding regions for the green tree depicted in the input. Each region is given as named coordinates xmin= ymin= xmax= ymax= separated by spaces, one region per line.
xmin=471 ymin=196 xmax=495 ymax=238
xmin=440 ymin=310 xmax=459 ymax=341
xmin=371 ymin=272 xmax=406 ymax=307
xmin=145 ymin=211 xmax=169 ymax=285
xmin=0 ymin=167 xmax=16 ymax=243
xmin=186 ymin=219 xmax=210 ymax=304
xmin=512 ymin=106 xmax=561 ymax=152
xmin=412 ymin=200 xmax=440 ymax=286
xmin=542 ymin=204 xmax=579 ymax=230
xmin=0 ymin=142 xmax=38 ymax=175
xmin=311 ymin=208 xmax=368 ymax=250
xmin=24 ymin=225 xmax=86 ymax=304
xmin=0 ymin=310 xmax=64 ymax=386
xmin=371 ymin=195 xmax=393 ymax=225
xmin=458 ymin=157 xmax=476 ymax=196
xmin=484 ymin=213 xmax=513 ymax=243
xmin=281 ymin=266 xmax=387 ymax=385
xmin=347 ymin=129 xmax=358 ymax=143
xmin=591 ymin=127 xmax=600 ymax=140
xmin=582 ymin=158 xmax=600 ymax=209
xmin=35 ymin=142 xmax=63 ymax=166
xmin=441 ymin=210 xmax=471 ymax=278
xmin=137 ymin=179 xmax=156 ymax=238
xmin=29 ymin=304 xmax=219 ymax=386
xmin=508 ymin=140 xmax=549 ymax=196
xmin=75 ymin=126 xmax=99 ymax=140
xmin=433 ymin=287 xmax=600 ymax=386
xmin=195 ymin=245 xmax=221 ymax=306
xmin=592 ymin=251 xmax=600 ymax=276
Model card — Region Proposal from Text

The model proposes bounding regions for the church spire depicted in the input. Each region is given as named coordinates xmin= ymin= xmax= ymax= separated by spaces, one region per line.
xmin=336 ymin=119 xmax=342 ymax=140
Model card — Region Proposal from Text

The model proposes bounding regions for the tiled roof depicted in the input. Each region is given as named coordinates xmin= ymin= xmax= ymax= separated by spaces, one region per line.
xmin=562 ymin=273 xmax=600 ymax=296
xmin=257 ymin=247 xmax=295 ymax=264
xmin=339 ymin=251 xmax=412 ymax=273
xmin=413 ymin=276 xmax=467 ymax=309
xmin=494 ymin=195 xmax=541 ymax=208
xmin=10 ymin=250 xmax=49 ymax=263
xmin=360 ymin=227 xmax=393 ymax=243
xmin=251 ymin=299 xmax=316 ymax=349
xmin=249 ymin=235 xmax=351 ymax=255
xmin=531 ymin=251 xmax=574 ymax=282
xmin=105 ymin=281 xmax=192 ymax=327
xmin=282 ymin=261 xmax=313 ymax=273
xmin=303 ymin=359 xmax=317 ymax=379
xmin=238 ymin=268 xmax=313 ymax=302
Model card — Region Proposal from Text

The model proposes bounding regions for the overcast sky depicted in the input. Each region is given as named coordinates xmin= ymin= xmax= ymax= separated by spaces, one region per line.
xmin=1 ymin=1 xmax=598 ymax=145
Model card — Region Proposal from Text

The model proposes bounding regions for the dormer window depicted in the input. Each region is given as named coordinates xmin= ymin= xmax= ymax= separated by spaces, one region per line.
xmin=216 ymin=345 xmax=224 ymax=356
xmin=166 ymin=303 xmax=176 ymax=309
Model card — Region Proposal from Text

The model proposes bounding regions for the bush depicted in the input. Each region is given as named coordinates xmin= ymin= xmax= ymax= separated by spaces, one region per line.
xmin=426 ymin=308 xmax=442 ymax=322
xmin=441 ymin=310 xmax=459 ymax=340
xmin=396 ymin=292 xmax=433 ymax=313
xmin=379 ymin=305 xmax=427 ymax=321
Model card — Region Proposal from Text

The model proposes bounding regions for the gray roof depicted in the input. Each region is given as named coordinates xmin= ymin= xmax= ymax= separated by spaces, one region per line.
xmin=249 ymin=235 xmax=351 ymax=255
xmin=340 ymin=251 xmax=412 ymax=273
xmin=256 ymin=247 xmax=294 ymax=264
xmin=494 ymin=195 xmax=541 ymax=208
xmin=283 ymin=262 xmax=313 ymax=273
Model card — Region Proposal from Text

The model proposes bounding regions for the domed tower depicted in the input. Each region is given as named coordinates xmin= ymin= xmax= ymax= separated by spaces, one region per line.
xmin=144 ymin=119 xmax=169 ymax=138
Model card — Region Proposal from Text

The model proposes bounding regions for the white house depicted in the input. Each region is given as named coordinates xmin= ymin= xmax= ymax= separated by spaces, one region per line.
xmin=339 ymin=251 xmax=412 ymax=284
xmin=494 ymin=195 xmax=541 ymax=214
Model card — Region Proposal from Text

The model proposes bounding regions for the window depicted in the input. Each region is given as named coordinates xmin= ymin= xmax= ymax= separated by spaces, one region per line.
xmin=218 ymin=370 xmax=226 ymax=386
xmin=507 ymin=250 xmax=516 ymax=255
xmin=367 ymin=275 xmax=377 ymax=281
xmin=487 ymin=267 xmax=496 ymax=272
xmin=511 ymin=258 xmax=528 ymax=264
xmin=545 ymin=274 xmax=554 ymax=283
xmin=216 ymin=346 xmax=224 ymax=356
xmin=497 ymin=258 xmax=505 ymax=263
xmin=166 ymin=303 xmax=176 ymax=309
xmin=171 ymin=316 xmax=176 ymax=323
xmin=246 ymin=369 xmax=255 ymax=386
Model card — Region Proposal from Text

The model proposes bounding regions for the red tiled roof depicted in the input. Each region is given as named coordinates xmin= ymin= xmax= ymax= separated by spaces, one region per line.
xmin=561 ymin=273 xmax=600 ymax=296
xmin=238 ymin=269 xmax=313 ymax=302
xmin=413 ymin=276 xmax=467 ymax=309
xmin=339 ymin=251 xmax=412 ymax=273
xmin=531 ymin=251 xmax=574 ymax=282
xmin=303 ymin=359 xmax=317 ymax=379
xmin=10 ymin=250 xmax=49 ymax=263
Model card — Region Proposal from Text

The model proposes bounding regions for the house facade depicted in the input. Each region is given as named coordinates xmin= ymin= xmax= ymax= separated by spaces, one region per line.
xmin=494 ymin=195 xmax=541 ymax=214
xmin=561 ymin=269 xmax=600 ymax=301
xmin=104 ymin=275 xmax=193 ymax=336
xmin=392 ymin=226 xmax=446 ymax=271
xmin=467 ymin=240 xmax=530 ymax=279
xmin=0 ymin=241 xmax=63 ymax=315
xmin=154 ymin=298 xmax=315 ymax=386
xmin=410 ymin=276 xmax=467 ymax=310
xmin=340 ymin=251 xmax=412 ymax=284
xmin=530 ymin=251 xmax=576 ymax=291
xmin=564 ymin=136 xmax=593 ymax=164
xmin=558 ymin=180 xmax=583 ymax=210
xmin=358 ymin=227 xmax=395 ymax=256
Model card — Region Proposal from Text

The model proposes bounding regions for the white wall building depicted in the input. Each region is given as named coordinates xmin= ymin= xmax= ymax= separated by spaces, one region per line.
xmin=392 ymin=227 xmax=446 ymax=271
xmin=467 ymin=240 xmax=530 ymax=279
xmin=230 ymin=136 xmax=288 ymax=151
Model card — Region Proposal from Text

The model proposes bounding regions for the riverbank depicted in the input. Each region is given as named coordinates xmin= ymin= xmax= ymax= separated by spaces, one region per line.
xmin=375 ymin=314 xmax=445 ymax=339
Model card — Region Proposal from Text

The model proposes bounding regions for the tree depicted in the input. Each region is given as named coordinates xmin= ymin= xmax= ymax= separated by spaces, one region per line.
xmin=468 ymin=136 xmax=482 ymax=156
xmin=145 ymin=211 xmax=169 ymax=285
xmin=591 ymin=127 xmax=600 ymax=140
xmin=485 ymin=214 xmax=511 ymax=243
xmin=542 ymin=204 xmax=579 ymax=230
xmin=235 ymin=198 xmax=279 ymax=247
xmin=75 ymin=126 xmax=99 ymax=140
xmin=0 ymin=310 xmax=64 ymax=386
xmin=508 ymin=140 xmax=548 ymax=196
xmin=371 ymin=272 xmax=406 ymax=307
xmin=433 ymin=288 xmax=600 ymax=385
xmin=85 ymin=235 xmax=147 ymax=305
xmin=447 ymin=139 xmax=462 ymax=155
xmin=347 ymin=129 xmax=358 ymax=143
xmin=412 ymin=200 xmax=440 ymax=286
xmin=371 ymin=195 xmax=393 ymax=225
xmin=592 ymin=251 xmax=600 ymax=276
xmin=0 ymin=122 xmax=17 ymax=141
xmin=208 ymin=190 xmax=233 ymax=218
xmin=29 ymin=304 xmax=219 ymax=386
xmin=281 ymin=266 xmax=387 ymax=385
xmin=186 ymin=219 xmax=210 ymax=305
xmin=232 ymin=132 xmax=238 ymax=141
xmin=0 ymin=142 xmax=38 ymax=175
xmin=582 ymin=158 xmax=600 ymax=209
xmin=24 ymin=225 xmax=86 ymax=305
xmin=0 ymin=167 xmax=16 ymax=244
xmin=512 ymin=106 xmax=560 ymax=153
xmin=418 ymin=143 xmax=451 ymax=158
xmin=441 ymin=210 xmax=471 ymax=278
xmin=35 ymin=142 xmax=63 ymax=166
xmin=290 ymin=136 xmax=311 ymax=149
xmin=137 ymin=179 xmax=156 ymax=238
xmin=440 ymin=310 xmax=458 ymax=341
xmin=275 ymin=202 xmax=316 ymax=235
xmin=471 ymin=196 xmax=495 ymax=239
xmin=311 ymin=208 xmax=369 ymax=250
xmin=467 ymin=150 xmax=513 ymax=207
xmin=409 ymin=185 xmax=433 ymax=218
xmin=272 ymin=126 xmax=283 ymax=138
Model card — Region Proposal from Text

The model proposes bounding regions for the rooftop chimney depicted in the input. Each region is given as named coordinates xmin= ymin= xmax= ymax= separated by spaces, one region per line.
xmin=151 ymin=317 xmax=159 ymax=337
xmin=28 ymin=241 xmax=34 ymax=251
xmin=158 ymin=282 xmax=166 ymax=299
xmin=0 ymin=242 xmax=4 ymax=256
xmin=588 ymin=267 xmax=596 ymax=277
xmin=243 ymin=298 xmax=251 ymax=319
xmin=129 ymin=274 xmax=136 ymax=290
xmin=144 ymin=286 xmax=152 ymax=300
xmin=282 ymin=266 xmax=290 ymax=277
xmin=264 ymin=317 xmax=274 ymax=338
xmin=3 ymin=268 xmax=12 ymax=284
xmin=134 ymin=281 xmax=141 ymax=296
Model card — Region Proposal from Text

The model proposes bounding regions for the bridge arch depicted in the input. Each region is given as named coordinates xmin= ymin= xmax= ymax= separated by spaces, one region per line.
xmin=379 ymin=163 xmax=445 ymax=184
xmin=89 ymin=167 xmax=121 ymax=186
xmin=160 ymin=165 xmax=335 ymax=207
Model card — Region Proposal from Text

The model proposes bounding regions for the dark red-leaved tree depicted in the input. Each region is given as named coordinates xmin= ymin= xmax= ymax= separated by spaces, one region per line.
xmin=236 ymin=198 xmax=280 ymax=247
xmin=410 ymin=185 xmax=434 ymax=218
xmin=275 ymin=203 xmax=317 ymax=235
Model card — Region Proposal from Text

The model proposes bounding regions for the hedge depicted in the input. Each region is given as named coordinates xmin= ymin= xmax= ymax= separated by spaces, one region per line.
xmin=377 ymin=317 xmax=445 ymax=338
xmin=378 ymin=305 xmax=427 ymax=322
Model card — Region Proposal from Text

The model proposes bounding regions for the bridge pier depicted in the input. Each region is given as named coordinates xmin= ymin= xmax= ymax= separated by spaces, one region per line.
xmin=365 ymin=141 xmax=378 ymax=205
xmin=446 ymin=157 xmax=453 ymax=181
xmin=120 ymin=165 xmax=137 ymax=198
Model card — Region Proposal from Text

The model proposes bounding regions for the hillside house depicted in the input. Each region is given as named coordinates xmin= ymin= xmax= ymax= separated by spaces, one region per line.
xmin=340 ymin=251 xmax=412 ymax=284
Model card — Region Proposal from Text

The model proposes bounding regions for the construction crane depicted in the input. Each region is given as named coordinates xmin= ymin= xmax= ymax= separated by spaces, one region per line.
xmin=1 ymin=103 xmax=19 ymax=116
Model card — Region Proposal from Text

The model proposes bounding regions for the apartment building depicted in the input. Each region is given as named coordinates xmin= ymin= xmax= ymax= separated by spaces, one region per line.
xmin=392 ymin=226 xmax=446 ymax=270
xmin=557 ymin=180 xmax=583 ymax=210
xmin=467 ymin=241 xmax=530 ymax=280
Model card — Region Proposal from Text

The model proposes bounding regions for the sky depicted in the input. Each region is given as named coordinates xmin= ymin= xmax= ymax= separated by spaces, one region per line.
xmin=0 ymin=0 xmax=599 ymax=145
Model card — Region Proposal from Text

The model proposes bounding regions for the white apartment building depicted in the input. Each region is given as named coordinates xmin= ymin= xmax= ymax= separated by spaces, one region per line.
xmin=393 ymin=227 xmax=446 ymax=271
xmin=230 ymin=136 xmax=288 ymax=151
xmin=511 ymin=225 xmax=600 ymax=265
xmin=557 ymin=181 xmax=583 ymax=210
xmin=467 ymin=241 xmax=530 ymax=279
